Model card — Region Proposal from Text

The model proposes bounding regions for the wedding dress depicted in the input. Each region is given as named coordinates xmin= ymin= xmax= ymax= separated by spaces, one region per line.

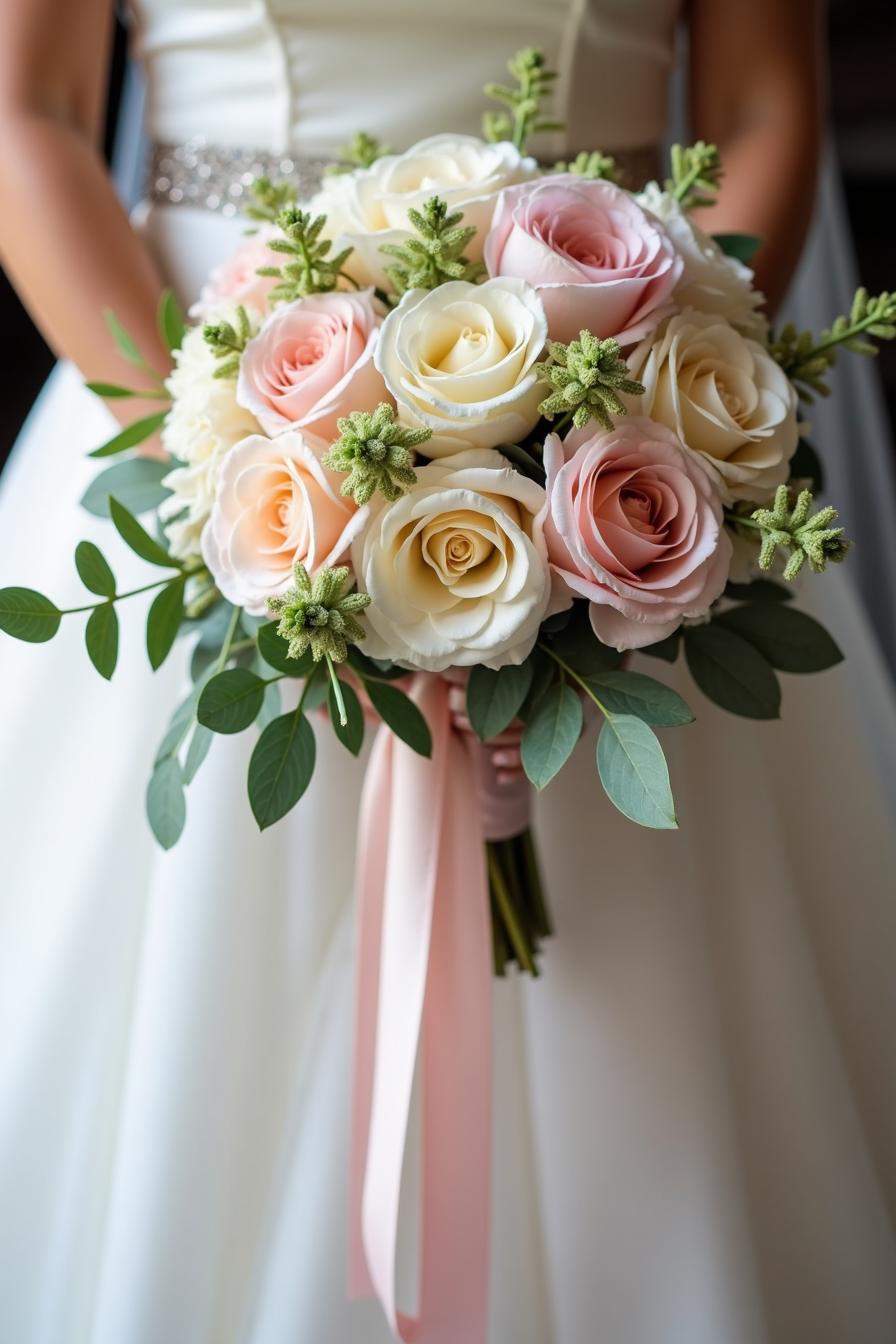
xmin=1 ymin=3 xmax=896 ymax=1342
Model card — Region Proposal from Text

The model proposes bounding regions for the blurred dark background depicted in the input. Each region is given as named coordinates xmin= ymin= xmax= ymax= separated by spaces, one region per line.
xmin=1 ymin=1 xmax=894 ymax=468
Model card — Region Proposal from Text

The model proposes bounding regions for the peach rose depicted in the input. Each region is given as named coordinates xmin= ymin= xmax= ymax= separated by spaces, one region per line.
xmin=191 ymin=225 xmax=282 ymax=319
xmin=484 ymin=176 xmax=682 ymax=345
xmin=201 ymin=430 xmax=366 ymax=614
xmin=542 ymin=417 xmax=731 ymax=650
xmin=236 ymin=289 xmax=388 ymax=441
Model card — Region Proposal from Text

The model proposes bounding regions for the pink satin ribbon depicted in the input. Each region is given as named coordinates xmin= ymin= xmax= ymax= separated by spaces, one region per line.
xmin=350 ymin=674 xmax=494 ymax=1343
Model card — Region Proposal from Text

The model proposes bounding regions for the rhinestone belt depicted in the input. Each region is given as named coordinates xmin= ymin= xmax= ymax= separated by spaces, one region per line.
xmin=147 ymin=138 xmax=661 ymax=214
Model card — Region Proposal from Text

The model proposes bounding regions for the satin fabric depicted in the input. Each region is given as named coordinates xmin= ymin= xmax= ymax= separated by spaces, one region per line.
xmin=2 ymin=3 xmax=896 ymax=1340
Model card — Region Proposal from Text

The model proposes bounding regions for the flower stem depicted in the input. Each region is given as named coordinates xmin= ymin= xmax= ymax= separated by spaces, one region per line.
xmin=537 ymin=642 xmax=612 ymax=719
xmin=325 ymin=653 xmax=348 ymax=726
xmin=487 ymin=844 xmax=538 ymax=976
xmin=62 ymin=566 xmax=201 ymax=616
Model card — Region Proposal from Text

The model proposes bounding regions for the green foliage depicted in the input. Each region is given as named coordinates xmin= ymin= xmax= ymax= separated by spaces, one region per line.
xmin=346 ymin=647 xmax=407 ymax=681
xmin=244 ymin=175 xmax=298 ymax=225
xmin=146 ymin=756 xmax=186 ymax=849
xmin=683 ymin=624 xmax=781 ymax=719
xmin=482 ymin=47 xmax=563 ymax=151
xmin=89 ymin=411 xmax=168 ymax=459
xmin=158 ymin=288 xmax=186 ymax=353
xmin=81 ymin=457 xmax=172 ymax=518
xmin=769 ymin=288 xmax=896 ymax=400
xmin=75 ymin=541 xmax=116 ymax=597
xmin=712 ymin=233 xmax=761 ymax=264
xmin=248 ymin=710 xmax=316 ymax=830
xmin=596 ymin=714 xmax=677 ymax=829
xmin=788 ymin=438 xmax=825 ymax=491
xmin=536 ymin=331 xmax=644 ymax=432
xmin=581 ymin=670 xmax=693 ymax=726
xmin=183 ymin=724 xmax=214 ymax=783
xmin=718 ymin=604 xmax=843 ymax=673
xmin=541 ymin=603 xmax=623 ymax=675
xmin=258 ymin=206 xmax=354 ymax=302
xmin=104 ymin=308 xmax=145 ymax=368
xmin=198 ymin=668 xmax=267 ymax=733
xmin=267 ymin=563 xmax=371 ymax=664
xmin=521 ymin=683 xmax=583 ymax=789
xmin=380 ymin=196 xmax=484 ymax=299
xmin=256 ymin=619 xmax=313 ymax=676
xmin=328 ymin=678 xmax=365 ymax=755
xmin=365 ymin=680 xmax=432 ymax=757
xmin=322 ymin=403 xmax=427 ymax=504
xmin=202 ymin=305 xmax=253 ymax=379
xmin=665 ymin=141 xmax=723 ymax=210
xmin=85 ymin=382 xmax=169 ymax=401
xmin=109 ymin=496 xmax=176 ymax=568
xmin=85 ymin=603 xmax=119 ymax=680
xmin=553 ymin=150 xmax=619 ymax=183
xmin=325 ymin=131 xmax=391 ymax=175
xmin=724 ymin=578 xmax=792 ymax=604
xmin=732 ymin=485 xmax=851 ymax=580
xmin=637 ymin=629 xmax=681 ymax=663
xmin=146 ymin=575 xmax=186 ymax=670
xmin=0 ymin=587 xmax=61 ymax=643
xmin=466 ymin=661 xmax=534 ymax=741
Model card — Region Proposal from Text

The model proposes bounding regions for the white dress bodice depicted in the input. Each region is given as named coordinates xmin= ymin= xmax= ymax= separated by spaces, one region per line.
xmin=129 ymin=0 xmax=681 ymax=156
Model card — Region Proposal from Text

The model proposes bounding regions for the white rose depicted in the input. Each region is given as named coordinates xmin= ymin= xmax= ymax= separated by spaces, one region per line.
xmin=637 ymin=183 xmax=768 ymax=341
xmin=374 ymin=276 xmax=548 ymax=457
xmin=353 ymin=448 xmax=550 ymax=671
xmin=159 ymin=312 xmax=261 ymax=561
xmin=625 ymin=309 xmax=798 ymax=503
xmin=310 ymin=135 xmax=537 ymax=291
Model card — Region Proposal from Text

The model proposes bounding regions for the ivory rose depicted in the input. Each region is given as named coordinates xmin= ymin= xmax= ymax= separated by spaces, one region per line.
xmin=236 ymin=289 xmax=388 ymax=441
xmin=625 ymin=309 xmax=799 ymax=502
xmin=374 ymin=276 xmax=548 ymax=457
xmin=353 ymin=448 xmax=550 ymax=671
xmin=542 ymin=418 xmax=731 ymax=650
xmin=202 ymin=430 xmax=365 ymax=614
xmin=310 ymin=134 xmax=537 ymax=291
xmin=159 ymin=312 xmax=262 ymax=562
xmin=190 ymin=225 xmax=281 ymax=320
xmin=637 ymin=183 xmax=768 ymax=340
xmin=484 ymin=175 xmax=682 ymax=345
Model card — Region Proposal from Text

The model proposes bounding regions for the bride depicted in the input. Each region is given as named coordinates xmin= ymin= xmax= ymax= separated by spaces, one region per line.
xmin=1 ymin=1 xmax=895 ymax=1341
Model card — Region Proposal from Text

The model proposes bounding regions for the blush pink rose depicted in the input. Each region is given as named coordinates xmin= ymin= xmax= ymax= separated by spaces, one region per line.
xmin=191 ymin=225 xmax=281 ymax=319
xmin=236 ymin=289 xmax=389 ymax=441
xmin=541 ymin=417 xmax=731 ymax=650
xmin=484 ymin=176 xmax=682 ymax=346
xmin=201 ymin=430 xmax=366 ymax=613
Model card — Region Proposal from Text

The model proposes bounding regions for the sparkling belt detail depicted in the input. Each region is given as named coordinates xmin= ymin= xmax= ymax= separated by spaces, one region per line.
xmin=147 ymin=138 xmax=661 ymax=214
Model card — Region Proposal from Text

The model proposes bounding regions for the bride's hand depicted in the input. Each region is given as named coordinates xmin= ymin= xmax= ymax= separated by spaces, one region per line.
xmin=446 ymin=684 xmax=524 ymax=786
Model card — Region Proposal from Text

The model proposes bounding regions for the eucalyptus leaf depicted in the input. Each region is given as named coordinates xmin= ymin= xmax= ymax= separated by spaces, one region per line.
xmin=257 ymin=619 xmax=313 ymax=676
xmin=724 ymin=578 xmax=792 ymax=604
xmin=521 ymin=683 xmax=583 ymax=789
xmin=466 ymin=661 xmax=533 ymax=741
xmin=85 ymin=602 xmax=119 ymax=680
xmin=684 ymin=624 xmax=781 ymax=719
xmin=89 ymin=411 xmax=168 ymax=459
xmin=146 ymin=575 xmax=186 ymax=670
xmin=146 ymin=756 xmax=186 ymax=849
xmin=75 ymin=541 xmax=116 ymax=597
xmin=329 ymin=678 xmax=365 ymax=755
xmin=197 ymin=668 xmax=267 ymax=734
xmin=301 ymin=672 xmax=329 ymax=713
xmin=109 ymin=496 xmax=176 ymax=568
xmin=584 ymin=670 xmax=694 ymax=726
xmin=158 ymin=288 xmax=186 ymax=353
xmin=155 ymin=684 xmax=202 ymax=764
xmin=80 ymin=457 xmax=171 ymax=518
xmin=0 ymin=587 xmax=61 ymax=643
xmin=248 ymin=711 xmax=316 ymax=830
xmin=85 ymin=381 xmax=148 ymax=399
xmin=597 ymin=715 xmax=677 ymax=829
xmin=519 ymin=649 xmax=556 ymax=721
xmin=257 ymin=678 xmax=282 ymax=731
xmin=347 ymin=647 xmax=407 ymax=681
xmin=546 ymin=607 xmax=623 ymax=674
xmin=183 ymin=724 xmax=214 ymax=783
xmin=638 ymin=629 xmax=681 ymax=663
xmin=718 ymin=604 xmax=843 ymax=673
xmin=366 ymin=680 xmax=432 ymax=757
xmin=712 ymin=232 xmax=762 ymax=263
xmin=104 ymin=308 xmax=145 ymax=367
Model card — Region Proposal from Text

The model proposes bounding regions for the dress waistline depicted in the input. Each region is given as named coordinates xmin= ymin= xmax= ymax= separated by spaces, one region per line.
xmin=146 ymin=137 xmax=661 ymax=214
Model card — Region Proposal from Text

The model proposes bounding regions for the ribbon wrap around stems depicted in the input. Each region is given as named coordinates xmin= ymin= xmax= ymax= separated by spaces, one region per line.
xmin=351 ymin=673 xmax=525 ymax=1343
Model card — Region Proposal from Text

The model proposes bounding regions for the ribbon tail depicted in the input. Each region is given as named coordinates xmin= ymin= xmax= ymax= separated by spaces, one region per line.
xmin=350 ymin=675 xmax=492 ymax=1344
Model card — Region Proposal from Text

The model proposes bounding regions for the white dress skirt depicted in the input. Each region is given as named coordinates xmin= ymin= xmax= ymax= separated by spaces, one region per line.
xmin=2 ymin=4 xmax=896 ymax=1341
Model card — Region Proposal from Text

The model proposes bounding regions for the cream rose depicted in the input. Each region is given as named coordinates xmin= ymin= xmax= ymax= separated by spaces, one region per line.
xmin=202 ymin=430 xmax=365 ymax=614
xmin=374 ymin=277 xmax=548 ymax=457
xmin=353 ymin=448 xmax=550 ymax=671
xmin=637 ymin=184 xmax=768 ymax=340
xmin=310 ymin=135 xmax=537 ymax=291
xmin=236 ymin=289 xmax=388 ymax=441
xmin=625 ymin=309 xmax=799 ymax=502
xmin=159 ymin=313 xmax=262 ymax=561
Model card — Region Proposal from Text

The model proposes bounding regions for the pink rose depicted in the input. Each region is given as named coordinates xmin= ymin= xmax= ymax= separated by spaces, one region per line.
xmin=542 ymin=417 xmax=731 ymax=650
xmin=201 ymin=430 xmax=366 ymax=614
xmin=484 ymin=176 xmax=682 ymax=346
xmin=236 ymin=289 xmax=389 ymax=441
xmin=191 ymin=225 xmax=281 ymax=319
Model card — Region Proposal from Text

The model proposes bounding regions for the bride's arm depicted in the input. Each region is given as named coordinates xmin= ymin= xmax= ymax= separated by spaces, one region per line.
xmin=0 ymin=0 xmax=171 ymax=417
xmin=687 ymin=0 xmax=823 ymax=311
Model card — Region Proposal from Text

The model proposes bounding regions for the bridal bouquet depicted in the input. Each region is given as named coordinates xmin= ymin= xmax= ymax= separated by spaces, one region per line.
xmin=2 ymin=50 xmax=893 ymax=977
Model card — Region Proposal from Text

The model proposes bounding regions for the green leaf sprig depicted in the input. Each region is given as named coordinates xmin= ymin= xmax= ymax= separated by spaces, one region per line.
xmin=322 ymin=404 xmax=429 ymax=504
xmin=665 ymin=141 xmax=723 ymax=210
xmin=769 ymin=287 xmax=896 ymax=400
xmin=552 ymin=150 xmax=620 ymax=183
xmin=325 ymin=131 xmax=391 ymax=176
xmin=202 ymin=304 xmax=254 ymax=379
xmin=380 ymin=195 xmax=484 ymax=300
xmin=727 ymin=485 xmax=852 ymax=580
xmin=244 ymin=175 xmax=298 ymax=225
xmin=482 ymin=47 xmax=564 ymax=151
xmin=257 ymin=206 xmax=355 ymax=301
xmin=536 ymin=331 xmax=645 ymax=432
